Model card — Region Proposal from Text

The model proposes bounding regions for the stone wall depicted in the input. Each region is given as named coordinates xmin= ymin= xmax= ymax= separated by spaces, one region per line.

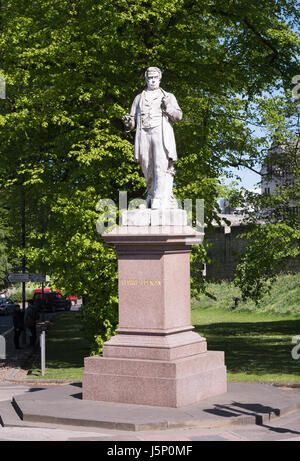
xmin=204 ymin=215 xmax=300 ymax=280
xmin=204 ymin=223 xmax=249 ymax=280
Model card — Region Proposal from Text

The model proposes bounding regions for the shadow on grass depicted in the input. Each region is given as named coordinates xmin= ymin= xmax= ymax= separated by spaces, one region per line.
xmin=194 ymin=319 xmax=300 ymax=377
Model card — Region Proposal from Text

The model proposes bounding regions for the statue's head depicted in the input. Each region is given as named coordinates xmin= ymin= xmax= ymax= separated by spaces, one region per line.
xmin=145 ymin=67 xmax=162 ymax=90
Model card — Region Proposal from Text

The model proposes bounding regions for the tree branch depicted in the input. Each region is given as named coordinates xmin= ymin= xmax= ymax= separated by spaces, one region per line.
xmin=227 ymin=161 xmax=265 ymax=176
xmin=243 ymin=17 xmax=279 ymax=59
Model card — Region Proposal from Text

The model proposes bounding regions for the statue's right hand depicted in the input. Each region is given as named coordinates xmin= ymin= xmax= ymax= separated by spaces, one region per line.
xmin=122 ymin=114 xmax=134 ymax=131
xmin=123 ymin=114 xmax=132 ymax=124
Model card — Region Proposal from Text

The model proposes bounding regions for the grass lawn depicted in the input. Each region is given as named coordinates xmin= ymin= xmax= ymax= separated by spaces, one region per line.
xmin=192 ymin=272 xmax=300 ymax=315
xmin=190 ymin=273 xmax=300 ymax=382
xmin=192 ymin=307 xmax=300 ymax=382
xmin=28 ymin=273 xmax=300 ymax=383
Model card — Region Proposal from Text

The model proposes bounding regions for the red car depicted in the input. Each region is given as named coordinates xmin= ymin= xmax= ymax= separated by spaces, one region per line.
xmin=33 ymin=291 xmax=71 ymax=312
xmin=34 ymin=289 xmax=77 ymax=304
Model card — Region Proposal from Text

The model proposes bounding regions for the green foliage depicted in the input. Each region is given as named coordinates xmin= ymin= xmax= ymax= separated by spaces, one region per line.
xmin=193 ymin=273 xmax=300 ymax=315
xmin=0 ymin=228 xmax=11 ymax=291
xmin=0 ymin=199 xmax=12 ymax=291
xmin=234 ymin=223 xmax=300 ymax=303
xmin=229 ymin=95 xmax=300 ymax=302
xmin=9 ymin=286 xmax=35 ymax=303
xmin=80 ymin=289 xmax=119 ymax=355
xmin=0 ymin=0 xmax=299 ymax=350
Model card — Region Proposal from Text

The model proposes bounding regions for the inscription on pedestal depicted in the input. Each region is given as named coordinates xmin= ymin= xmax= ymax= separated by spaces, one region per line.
xmin=120 ymin=279 xmax=162 ymax=287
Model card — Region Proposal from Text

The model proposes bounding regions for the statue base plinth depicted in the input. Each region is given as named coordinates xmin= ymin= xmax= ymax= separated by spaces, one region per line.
xmin=82 ymin=225 xmax=227 ymax=407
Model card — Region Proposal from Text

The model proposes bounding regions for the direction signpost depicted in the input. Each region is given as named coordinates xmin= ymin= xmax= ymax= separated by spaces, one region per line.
xmin=30 ymin=274 xmax=46 ymax=283
xmin=7 ymin=273 xmax=30 ymax=283
xmin=6 ymin=273 xmax=47 ymax=316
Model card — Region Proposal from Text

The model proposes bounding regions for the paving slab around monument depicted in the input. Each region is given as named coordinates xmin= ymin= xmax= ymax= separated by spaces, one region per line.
xmin=5 ymin=382 xmax=300 ymax=431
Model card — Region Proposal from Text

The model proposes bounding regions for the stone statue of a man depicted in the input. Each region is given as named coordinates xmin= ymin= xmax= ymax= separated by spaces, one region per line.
xmin=123 ymin=67 xmax=182 ymax=209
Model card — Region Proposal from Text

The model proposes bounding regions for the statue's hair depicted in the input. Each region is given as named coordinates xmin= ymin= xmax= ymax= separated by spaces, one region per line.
xmin=145 ymin=67 xmax=162 ymax=80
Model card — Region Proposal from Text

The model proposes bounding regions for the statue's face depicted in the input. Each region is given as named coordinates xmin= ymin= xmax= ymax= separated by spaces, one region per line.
xmin=146 ymin=71 xmax=161 ymax=90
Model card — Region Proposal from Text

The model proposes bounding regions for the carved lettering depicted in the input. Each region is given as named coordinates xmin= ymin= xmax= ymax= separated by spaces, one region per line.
xmin=120 ymin=279 xmax=162 ymax=287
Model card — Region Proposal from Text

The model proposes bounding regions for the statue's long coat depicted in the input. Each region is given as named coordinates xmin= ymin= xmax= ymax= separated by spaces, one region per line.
xmin=129 ymin=88 xmax=182 ymax=163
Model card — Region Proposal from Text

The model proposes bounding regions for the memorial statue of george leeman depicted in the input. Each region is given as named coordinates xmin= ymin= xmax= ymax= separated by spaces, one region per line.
xmin=123 ymin=67 xmax=182 ymax=210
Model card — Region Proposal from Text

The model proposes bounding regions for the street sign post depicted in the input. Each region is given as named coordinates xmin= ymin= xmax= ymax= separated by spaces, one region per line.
xmin=30 ymin=274 xmax=46 ymax=283
xmin=7 ymin=273 xmax=47 ymax=315
xmin=40 ymin=330 xmax=46 ymax=376
xmin=7 ymin=273 xmax=30 ymax=283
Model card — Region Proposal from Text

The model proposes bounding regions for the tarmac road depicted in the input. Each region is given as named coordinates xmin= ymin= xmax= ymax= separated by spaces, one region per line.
xmin=1 ymin=383 xmax=300 ymax=442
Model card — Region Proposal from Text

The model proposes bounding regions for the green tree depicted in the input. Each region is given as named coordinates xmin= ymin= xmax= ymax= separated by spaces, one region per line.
xmin=0 ymin=198 xmax=12 ymax=291
xmin=231 ymin=96 xmax=300 ymax=303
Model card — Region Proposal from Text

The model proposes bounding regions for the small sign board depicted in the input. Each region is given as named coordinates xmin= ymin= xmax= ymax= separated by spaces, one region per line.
xmin=7 ymin=273 xmax=30 ymax=283
xmin=30 ymin=273 xmax=46 ymax=283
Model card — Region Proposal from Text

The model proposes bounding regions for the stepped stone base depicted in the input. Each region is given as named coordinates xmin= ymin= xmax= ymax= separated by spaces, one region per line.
xmin=82 ymin=351 xmax=227 ymax=408
xmin=103 ymin=329 xmax=207 ymax=361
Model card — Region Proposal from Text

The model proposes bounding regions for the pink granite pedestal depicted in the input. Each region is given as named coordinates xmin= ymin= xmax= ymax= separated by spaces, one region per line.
xmin=82 ymin=225 xmax=227 ymax=408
